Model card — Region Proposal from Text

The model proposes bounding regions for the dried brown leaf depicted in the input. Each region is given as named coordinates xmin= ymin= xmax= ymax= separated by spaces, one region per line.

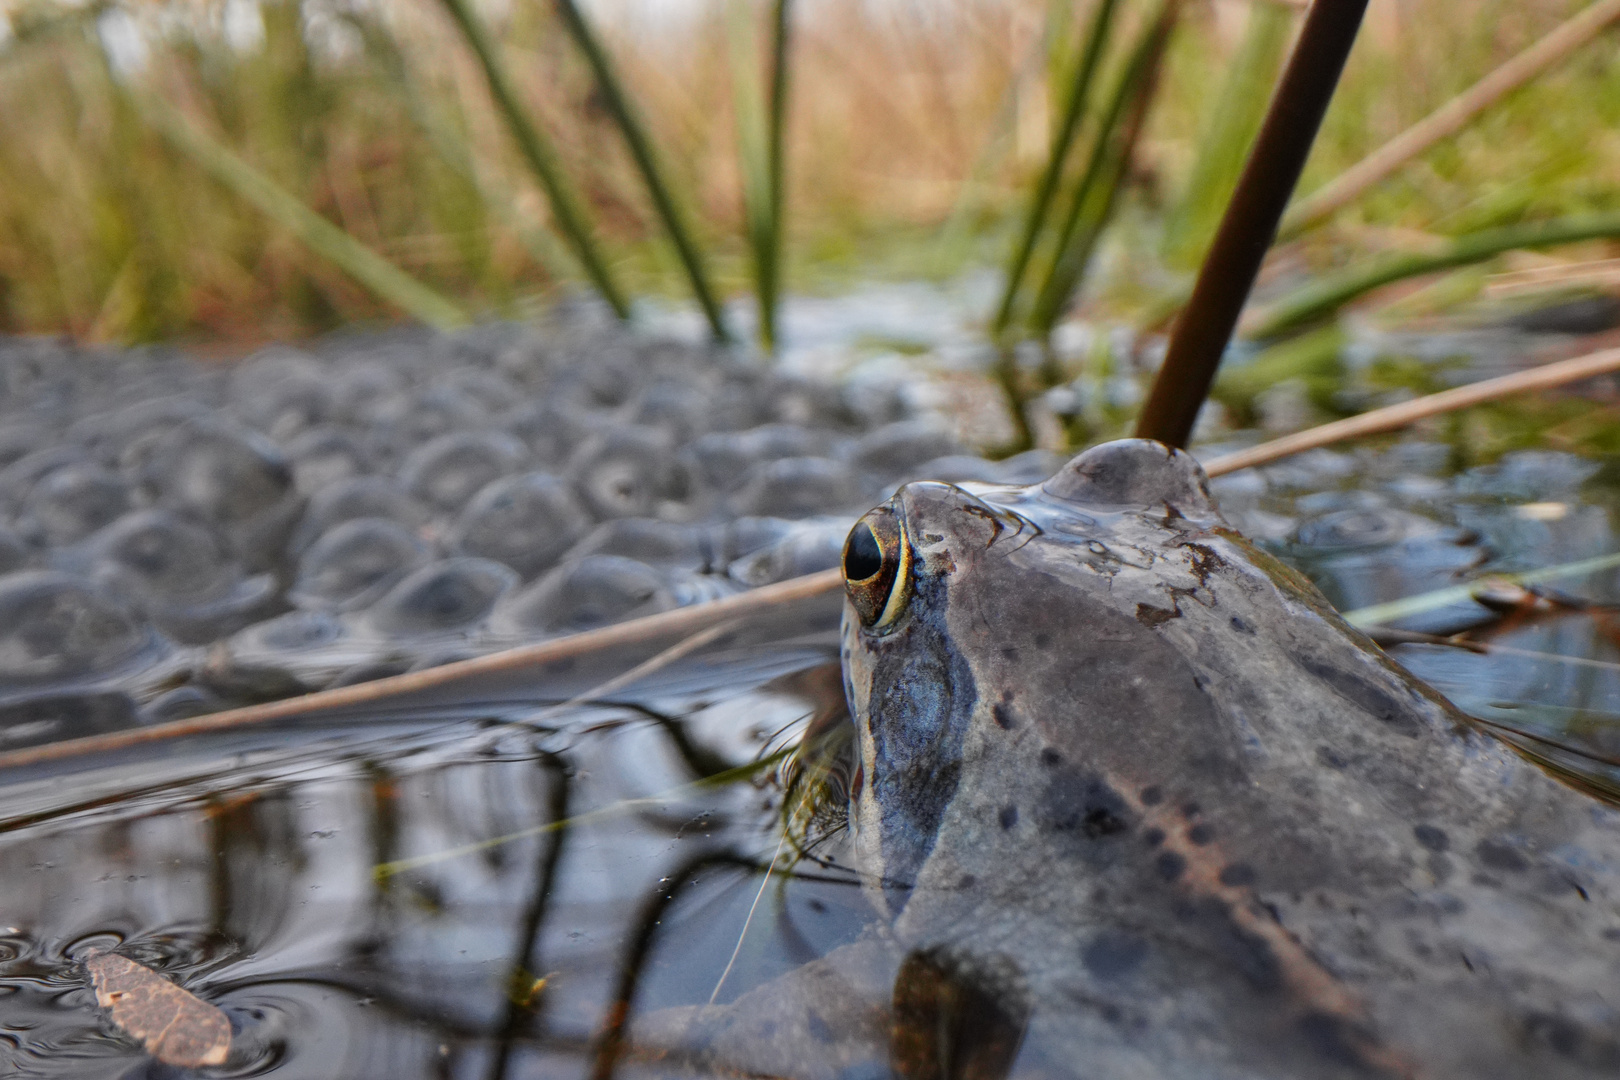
xmin=85 ymin=950 xmax=231 ymax=1068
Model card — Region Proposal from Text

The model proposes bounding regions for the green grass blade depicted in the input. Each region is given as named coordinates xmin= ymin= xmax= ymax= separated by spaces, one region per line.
xmin=1281 ymin=0 xmax=1620 ymax=239
xmin=1027 ymin=1 xmax=1176 ymax=336
xmin=1247 ymin=212 xmax=1620 ymax=339
xmin=1160 ymin=0 xmax=1294 ymax=269
xmin=136 ymin=93 xmax=469 ymax=330
xmin=437 ymin=0 xmax=630 ymax=320
xmin=726 ymin=0 xmax=780 ymax=350
xmin=553 ymin=0 xmax=730 ymax=341
xmin=990 ymin=0 xmax=1122 ymax=337
xmin=1343 ymin=551 xmax=1620 ymax=629
xmin=344 ymin=12 xmax=575 ymax=285
xmin=761 ymin=0 xmax=792 ymax=352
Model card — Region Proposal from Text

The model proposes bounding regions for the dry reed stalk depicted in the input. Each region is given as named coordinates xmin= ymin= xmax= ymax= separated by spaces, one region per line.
xmin=1199 ymin=346 xmax=1620 ymax=476
xmin=0 ymin=569 xmax=841 ymax=773
xmin=1135 ymin=0 xmax=1370 ymax=449
xmin=1280 ymin=0 xmax=1620 ymax=237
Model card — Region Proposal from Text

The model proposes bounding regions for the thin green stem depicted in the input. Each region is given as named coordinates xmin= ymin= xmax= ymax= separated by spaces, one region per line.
xmin=1248 ymin=213 xmax=1620 ymax=339
xmin=136 ymin=93 xmax=469 ymax=330
xmin=762 ymin=0 xmax=793 ymax=352
xmin=1343 ymin=551 xmax=1620 ymax=629
xmin=437 ymin=0 xmax=630 ymax=319
xmin=990 ymin=0 xmax=1121 ymax=337
xmin=1027 ymin=1 xmax=1175 ymax=336
xmin=553 ymin=0 xmax=730 ymax=341
xmin=345 ymin=12 xmax=575 ymax=286
xmin=1160 ymin=0 xmax=1294 ymax=269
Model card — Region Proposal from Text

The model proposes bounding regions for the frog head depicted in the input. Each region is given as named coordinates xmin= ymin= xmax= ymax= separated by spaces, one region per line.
xmin=839 ymin=439 xmax=1238 ymax=916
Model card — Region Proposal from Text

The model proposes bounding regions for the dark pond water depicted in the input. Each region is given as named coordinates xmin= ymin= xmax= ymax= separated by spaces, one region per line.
xmin=0 ymin=589 xmax=868 ymax=1078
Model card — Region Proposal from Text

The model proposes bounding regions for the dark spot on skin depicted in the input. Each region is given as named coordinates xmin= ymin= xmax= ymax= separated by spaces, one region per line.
xmin=1040 ymin=748 xmax=1063 ymax=766
xmin=1034 ymin=633 xmax=1051 ymax=649
xmin=806 ymin=1011 xmax=833 ymax=1043
xmin=1602 ymin=927 xmax=1620 ymax=941
xmin=1524 ymin=1012 xmax=1584 ymax=1059
xmin=1156 ymin=851 xmax=1187 ymax=881
xmin=1219 ymin=864 xmax=1257 ymax=887
xmin=1229 ymin=615 xmax=1255 ymax=634
xmin=1081 ymin=931 xmax=1149 ymax=980
xmin=1135 ymin=602 xmax=1179 ymax=628
xmin=1298 ymin=655 xmax=1424 ymax=736
xmin=1298 ymin=1013 xmax=1376 ymax=1068
xmin=1476 ymin=838 xmax=1529 ymax=873
xmin=1181 ymin=802 xmax=1201 ymax=819
xmin=891 ymin=949 xmax=1032 ymax=1078
xmin=1414 ymin=824 xmax=1449 ymax=852
xmin=1315 ymin=745 xmax=1348 ymax=769
xmin=807 ymin=898 xmax=826 ymax=914
xmin=1173 ymin=896 xmax=1282 ymax=993
xmin=1187 ymin=823 xmax=1214 ymax=846
xmin=1144 ymin=828 xmax=1165 ymax=848
xmin=992 ymin=702 xmax=1017 ymax=730
xmin=1140 ymin=786 xmax=1163 ymax=806
xmin=958 ymin=874 xmax=977 ymax=890
xmin=1045 ymin=772 xmax=1131 ymax=844
xmin=1000 ymin=647 xmax=1018 ymax=661
xmin=1083 ymin=807 xmax=1126 ymax=839
xmin=999 ymin=805 xmax=1018 ymax=830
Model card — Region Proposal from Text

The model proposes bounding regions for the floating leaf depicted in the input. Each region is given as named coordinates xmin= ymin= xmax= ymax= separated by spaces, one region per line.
xmin=85 ymin=950 xmax=231 ymax=1068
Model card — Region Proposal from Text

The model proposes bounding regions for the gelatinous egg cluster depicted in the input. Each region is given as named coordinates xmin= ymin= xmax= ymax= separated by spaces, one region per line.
xmin=0 ymin=319 xmax=1060 ymax=745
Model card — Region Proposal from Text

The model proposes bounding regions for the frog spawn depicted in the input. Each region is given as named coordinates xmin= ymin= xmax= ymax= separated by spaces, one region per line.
xmin=0 ymin=326 xmax=1542 ymax=747
xmin=0 ymin=324 xmax=1064 ymax=742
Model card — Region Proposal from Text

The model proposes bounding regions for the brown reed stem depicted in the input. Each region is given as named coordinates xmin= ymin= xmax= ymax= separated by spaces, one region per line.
xmin=1135 ymin=0 xmax=1369 ymax=449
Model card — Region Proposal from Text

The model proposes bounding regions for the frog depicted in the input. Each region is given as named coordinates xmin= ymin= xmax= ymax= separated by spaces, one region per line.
xmin=630 ymin=438 xmax=1620 ymax=1079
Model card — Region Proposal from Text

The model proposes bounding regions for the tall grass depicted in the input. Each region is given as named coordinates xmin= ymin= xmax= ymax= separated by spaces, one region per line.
xmin=726 ymin=0 xmax=792 ymax=350
xmin=989 ymin=0 xmax=1121 ymax=339
xmin=1159 ymin=0 xmax=1293 ymax=270
xmin=0 ymin=0 xmax=1617 ymax=345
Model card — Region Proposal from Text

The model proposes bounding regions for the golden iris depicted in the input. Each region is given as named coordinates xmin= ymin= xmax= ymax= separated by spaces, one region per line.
xmin=842 ymin=506 xmax=910 ymax=629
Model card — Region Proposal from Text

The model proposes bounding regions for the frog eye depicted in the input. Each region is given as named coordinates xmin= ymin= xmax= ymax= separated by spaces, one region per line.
xmin=843 ymin=507 xmax=911 ymax=629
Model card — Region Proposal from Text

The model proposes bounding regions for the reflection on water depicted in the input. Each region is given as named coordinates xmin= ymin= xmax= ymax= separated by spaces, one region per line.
xmin=0 ymin=607 xmax=881 ymax=1079
xmin=7 ymin=440 xmax=1620 ymax=1076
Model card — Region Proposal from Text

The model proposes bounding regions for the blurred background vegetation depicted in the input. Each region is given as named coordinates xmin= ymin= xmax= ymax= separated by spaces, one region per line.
xmin=1 ymin=0 xmax=1619 ymax=357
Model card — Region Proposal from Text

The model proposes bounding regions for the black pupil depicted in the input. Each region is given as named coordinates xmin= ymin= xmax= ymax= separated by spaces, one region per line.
xmin=845 ymin=522 xmax=884 ymax=581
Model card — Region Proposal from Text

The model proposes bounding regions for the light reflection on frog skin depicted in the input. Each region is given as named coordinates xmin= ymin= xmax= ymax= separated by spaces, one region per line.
xmin=651 ymin=439 xmax=1620 ymax=1080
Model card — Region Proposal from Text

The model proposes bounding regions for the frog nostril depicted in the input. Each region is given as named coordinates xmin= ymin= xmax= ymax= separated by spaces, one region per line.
xmin=844 ymin=522 xmax=883 ymax=582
